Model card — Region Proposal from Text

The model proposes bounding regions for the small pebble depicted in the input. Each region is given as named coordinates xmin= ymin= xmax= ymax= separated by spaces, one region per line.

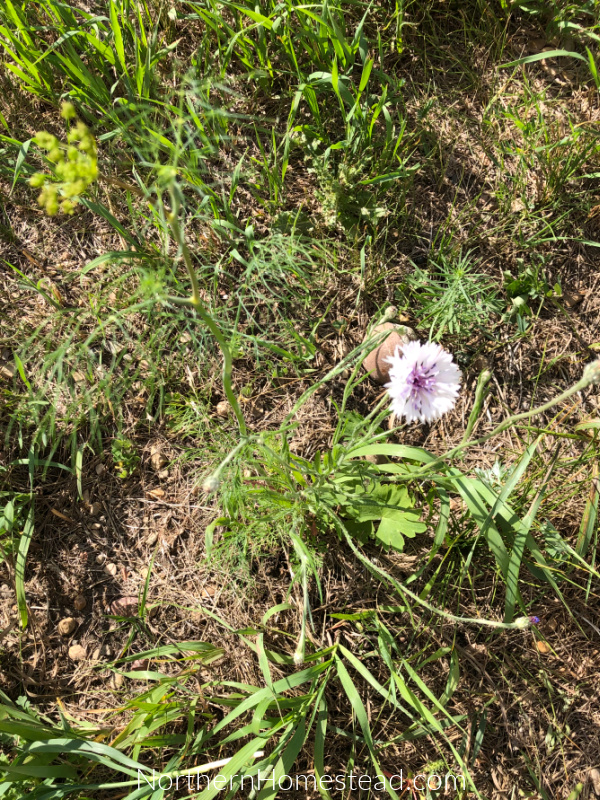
xmin=150 ymin=448 xmax=167 ymax=470
xmin=362 ymin=322 xmax=417 ymax=384
xmin=58 ymin=617 xmax=77 ymax=636
xmin=216 ymin=400 xmax=230 ymax=417
xmin=95 ymin=463 xmax=106 ymax=476
xmin=73 ymin=594 xmax=86 ymax=611
xmin=112 ymin=672 xmax=124 ymax=688
xmin=92 ymin=644 xmax=112 ymax=661
xmin=0 ymin=363 xmax=16 ymax=380
xmin=129 ymin=658 xmax=150 ymax=672
xmin=105 ymin=562 xmax=118 ymax=577
xmin=68 ymin=644 xmax=87 ymax=661
xmin=111 ymin=596 xmax=138 ymax=616
xmin=536 ymin=640 xmax=551 ymax=655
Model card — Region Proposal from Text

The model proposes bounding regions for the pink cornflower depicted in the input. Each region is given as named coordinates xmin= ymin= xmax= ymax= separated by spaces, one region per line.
xmin=385 ymin=340 xmax=461 ymax=424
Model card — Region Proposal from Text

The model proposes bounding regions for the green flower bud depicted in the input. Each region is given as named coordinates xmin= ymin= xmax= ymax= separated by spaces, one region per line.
xmin=46 ymin=195 xmax=59 ymax=216
xmin=60 ymin=101 xmax=76 ymax=120
xmin=29 ymin=172 xmax=46 ymax=188
xmin=583 ymin=359 xmax=600 ymax=386
xmin=33 ymin=132 xmax=58 ymax=150
xmin=31 ymin=115 xmax=97 ymax=215
xmin=202 ymin=473 xmax=221 ymax=493
xmin=60 ymin=199 xmax=75 ymax=214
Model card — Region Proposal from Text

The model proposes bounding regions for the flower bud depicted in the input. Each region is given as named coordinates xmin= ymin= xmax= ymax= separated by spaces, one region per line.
xmin=61 ymin=101 xmax=76 ymax=120
xmin=583 ymin=359 xmax=600 ymax=386
xmin=202 ymin=474 xmax=221 ymax=493
xmin=513 ymin=615 xmax=539 ymax=629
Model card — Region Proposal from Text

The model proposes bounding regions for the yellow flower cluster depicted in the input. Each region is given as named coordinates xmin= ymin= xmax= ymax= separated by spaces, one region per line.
xmin=29 ymin=102 xmax=98 ymax=215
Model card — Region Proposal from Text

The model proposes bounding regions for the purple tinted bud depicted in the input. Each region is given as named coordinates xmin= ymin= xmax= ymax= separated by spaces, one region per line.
xmin=514 ymin=615 xmax=539 ymax=629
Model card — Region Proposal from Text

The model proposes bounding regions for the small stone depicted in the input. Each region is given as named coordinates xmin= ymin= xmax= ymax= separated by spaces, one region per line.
xmin=95 ymin=463 xmax=106 ymax=476
xmin=150 ymin=447 xmax=167 ymax=470
xmin=0 ymin=363 xmax=15 ymax=380
xmin=362 ymin=323 xmax=417 ymax=384
xmin=68 ymin=644 xmax=87 ymax=661
xmin=216 ymin=400 xmax=230 ymax=417
xmin=536 ymin=640 xmax=551 ymax=654
xmin=563 ymin=291 xmax=584 ymax=309
xmin=73 ymin=594 xmax=86 ymax=611
xmin=92 ymin=644 xmax=112 ymax=661
xmin=129 ymin=658 xmax=150 ymax=672
xmin=58 ymin=617 xmax=77 ymax=636
xmin=95 ymin=553 xmax=106 ymax=564
xmin=111 ymin=596 xmax=138 ymax=616
xmin=112 ymin=672 xmax=124 ymax=688
xmin=364 ymin=453 xmax=389 ymax=465
xmin=104 ymin=562 xmax=118 ymax=577
xmin=449 ymin=497 xmax=463 ymax=512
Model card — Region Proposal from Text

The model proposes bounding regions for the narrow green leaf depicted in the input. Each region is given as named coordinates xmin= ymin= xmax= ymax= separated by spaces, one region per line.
xmin=15 ymin=503 xmax=34 ymax=628
xmin=501 ymin=49 xmax=586 ymax=68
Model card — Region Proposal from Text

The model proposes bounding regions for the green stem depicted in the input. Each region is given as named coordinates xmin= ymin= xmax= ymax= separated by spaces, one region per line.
xmin=414 ymin=372 xmax=592 ymax=478
xmin=202 ymin=438 xmax=249 ymax=492
xmin=168 ymin=188 xmax=246 ymax=436
xmin=334 ymin=512 xmax=535 ymax=631
xmin=461 ymin=369 xmax=492 ymax=443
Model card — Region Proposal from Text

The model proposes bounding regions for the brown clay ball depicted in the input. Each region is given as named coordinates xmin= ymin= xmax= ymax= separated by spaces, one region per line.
xmin=362 ymin=323 xmax=417 ymax=384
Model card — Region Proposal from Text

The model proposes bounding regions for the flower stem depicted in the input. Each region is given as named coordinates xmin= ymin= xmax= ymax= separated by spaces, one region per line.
xmin=335 ymin=511 xmax=534 ymax=631
xmin=415 ymin=372 xmax=592 ymax=477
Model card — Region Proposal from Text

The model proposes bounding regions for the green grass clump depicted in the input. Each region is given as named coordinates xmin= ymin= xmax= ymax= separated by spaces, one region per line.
xmin=399 ymin=250 xmax=504 ymax=341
